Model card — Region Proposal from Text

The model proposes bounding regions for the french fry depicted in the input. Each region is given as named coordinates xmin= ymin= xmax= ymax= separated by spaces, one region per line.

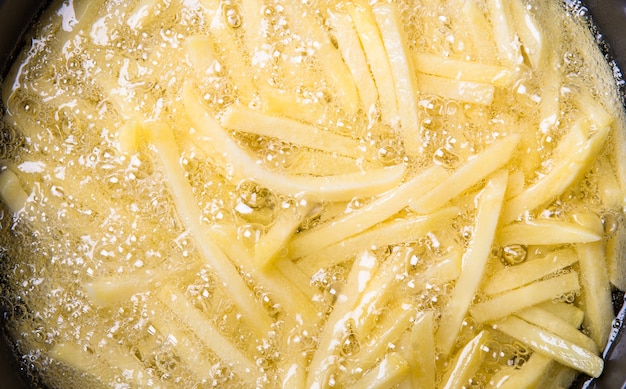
xmin=183 ymin=84 xmax=406 ymax=202
xmin=413 ymin=53 xmax=515 ymax=87
xmin=401 ymin=311 xmax=436 ymax=389
xmin=327 ymin=9 xmax=379 ymax=117
xmin=372 ymin=3 xmax=421 ymax=156
xmin=537 ymin=300 xmax=584 ymax=327
xmin=577 ymin=241 xmax=614 ymax=348
xmin=470 ymin=271 xmax=580 ymax=323
xmin=415 ymin=73 xmax=495 ymax=105
xmin=509 ymin=0 xmax=544 ymax=69
xmin=220 ymin=104 xmax=367 ymax=159
xmin=496 ymin=219 xmax=602 ymax=246
xmin=502 ymin=122 xmax=610 ymax=223
xmin=305 ymin=250 xmax=380 ymax=388
xmin=295 ymin=206 xmax=459 ymax=275
xmin=410 ymin=135 xmax=520 ymax=214
xmin=352 ymin=352 xmax=409 ymax=389
xmin=289 ymin=165 xmax=448 ymax=259
xmin=515 ymin=306 xmax=598 ymax=354
xmin=0 ymin=168 xmax=29 ymax=213
xmin=158 ymin=287 xmax=261 ymax=387
xmin=487 ymin=352 xmax=553 ymax=389
xmin=439 ymin=330 xmax=491 ymax=389
xmin=346 ymin=2 xmax=399 ymax=125
xmin=436 ymin=170 xmax=508 ymax=354
xmin=486 ymin=0 xmax=522 ymax=66
xmin=482 ymin=248 xmax=578 ymax=295
xmin=493 ymin=316 xmax=604 ymax=378
xmin=462 ymin=0 xmax=498 ymax=61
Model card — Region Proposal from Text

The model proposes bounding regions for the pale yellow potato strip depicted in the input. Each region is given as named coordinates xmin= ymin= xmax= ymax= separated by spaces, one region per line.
xmin=515 ymin=306 xmax=598 ymax=354
xmin=403 ymin=311 xmax=435 ymax=389
xmin=373 ymin=3 xmax=420 ymax=156
xmin=0 ymin=169 xmax=29 ymax=213
xmin=482 ymin=248 xmax=578 ymax=295
xmin=347 ymin=2 xmax=399 ymax=125
xmin=596 ymin=157 xmax=622 ymax=209
xmin=541 ymin=365 xmax=579 ymax=389
xmin=197 ymin=0 xmax=256 ymax=103
xmin=502 ymin=123 xmax=610 ymax=223
xmin=49 ymin=343 xmax=121 ymax=386
xmin=305 ymin=251 xmax=379 ymax=388
xmin=296 ymin=206 xmax=459 ymax=275
xmin=410 ymin=135 xmax=520 ymax=214
xmin=260 ymin=87 xmax=326 ymax=125
xmin=413 ymin=52 xmax=514 ymax=87
xmin=254 ymin=196 xmax=320 ymax=269
xmin=149 ymin=315 xmax=216 ymax=381
xmin=577 ymin=241 xmax=614 ymax=348
xmin=208 ymin=223 xmax=318 ymax=325
xmin=145 ymin=121 xmax=273 ymax=337
xmin=354 ymin=304 xmax=415 ymax=374
xmin=220 ymin=104 xmax=366 ymax=159
xmin=327 ymin=9 xmax=379 ymax=117
xmin=470 ymin=271 xmax=580 ymax=323
xmin=496 ymin=219 xmax=601 ymax=246
xmin=537 ymin=301 xmax=584 ymax=327
xmin=436 ymin=170 xmax=508 ymax=354
xmin=607 ymin=226 xmax=626 ymax=291
xmin=352 ymin=352 xmax=409 ymax=389
xmin=158 ymin=287 xmax=260 ymax=386
xmin=183 ymin=84 xmax=406 ymax=202
xmin=462 ymin=0 xmax=498 ymax=61
xmin=274 ymin=259 xmax=319 ymax=302
xmin=416 ymin=73 xmax=495 ymax=105
xmin=439 ymin=331 xmax=491 ymax=389
xmin=509 ymin=0 xmax=544 ymax=69
xmin=493 ymin=316 xmax=604 ymax=378
xmin=289 ymin=165 xmax=448 ymax=259
xmin=279 ymin=1 xmax=359 ymax=116
xmin=486 ymin=0 xmax=522 ymax=65
xmin=184 ymin=35 xmax=220 ymax=81
xmin=487 ymin=353 xmax=553 ymax=389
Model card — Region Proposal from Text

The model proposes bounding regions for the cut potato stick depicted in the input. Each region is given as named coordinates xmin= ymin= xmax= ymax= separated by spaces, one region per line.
xmin=158 ymin=287 xmax=260 ymax=386
xmin=208 ymin=223 xmax=318 ymax=325
xmin=259 ymin=87 xmax=327 ymax=125
xmin=0 ymin=168 xmax=29 ymax=213
xmin=413 ymin=53 xmax=515 ymax=87
xmin=470 ymin=271 xmax=580 ymax=323
xmin=352 ymin=352 xmax=409 ymax=389
xmin=462 ymin=0 xmax=498 ymax=61
xmin=493 ymin=315 xmax=604 ymax=378
xmin=327 ymin=9 xmax=379 ymax=117
xmin=537 ymin=301 xmax=584 ymax=327
xmin=607 ymin=223 xmax=626 ymax=291
xmin=436 ymin=170 xmax=508 ymax=354
xmin=416 ymin=73 xmax=495 ymax=105
xmin=144 ymin=121 xmax=273 ymax=337
xmin=410 ymin=135 xmax=520 ymax=214
xmin=487 ymin=352 xmax=553 ymax=389
xmin=596 ymin=157 xmax=623 ymax=209
xmin=372 ymin=3 xmax=420 ymax=156
xmin=577 ymin=241 xmax=614 ymax=349
xmin=496 ymin=219 xmax=601 ymax=246
xmin=486 ymin=0 xmax=522 ymax=66
xmin=502 ymin=123 xmax=610 ymax=223
xmin=354 ymin=304 xmax=415 ymax=375
xmin=515 ymin=306 xmax=598 ymax=354
xmin=509 ymin=0 xmax=544 ymax=69
xmin=401 ymin=311 xmax=435 ymax=389
xmin=254 ymin=195 xmax=321 ymax=268
xmin=541 ymin=365 xmax=579 ymax=389
xmin=149 ymin=315 xmax=216 ymax=382
xmin=296 ymin=206 xmax=459 ymax=275
xmin=439 ymin=330 xmax=491 ymax=389
xmin=184 ymin=34 xmax=221 ymax=82
xmin=274 ymin=258 xmax=319 ymax=303
xmin=346 ymin=3 xmax=399 ymax=125
xmin=305 ymin=251 xmax=380 ymax=388
xmin=279 ymin=1 xmax=359 ymax=116
xmin=183 ymin=84 xmax=406 ymax=202
xmin=199 ymin=0 xmax=256 ymax=103
xmin=482 ymin=248 xmax=578 ymax=295
xmin=220 ymin=104 xmax=366 ymax=159
xmin=289 ymin=165 xmax=448 ymax=259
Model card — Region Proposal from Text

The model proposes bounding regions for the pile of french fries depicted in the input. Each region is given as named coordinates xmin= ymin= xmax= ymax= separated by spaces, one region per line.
xmin=1 ymin=0 xmax=626 ymax=387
